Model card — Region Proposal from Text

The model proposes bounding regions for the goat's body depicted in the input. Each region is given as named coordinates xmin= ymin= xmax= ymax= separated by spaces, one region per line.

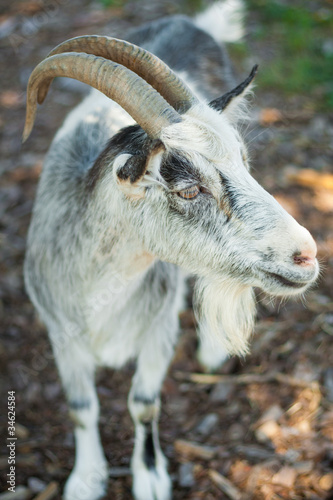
xmin=25 ymin=15 xmax=233 ymax=371
xmin=25 ymin=12 xmax=235 ymax=500
xmin=24 ymin=4 xmax=319 ymax=500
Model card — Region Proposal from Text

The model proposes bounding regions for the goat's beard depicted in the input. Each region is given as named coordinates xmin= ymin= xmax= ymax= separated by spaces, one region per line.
xmin=194 ymin=276 xmax=256 ymax=356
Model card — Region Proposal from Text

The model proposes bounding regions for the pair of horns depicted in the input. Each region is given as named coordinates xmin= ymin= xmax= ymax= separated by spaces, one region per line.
xmin=22 ymin=35 xmax=199 ymax=142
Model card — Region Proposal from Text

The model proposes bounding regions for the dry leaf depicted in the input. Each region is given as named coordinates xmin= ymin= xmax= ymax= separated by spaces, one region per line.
xmin=260 ymin=108 xmax=283 ymax=125
xmin=0 ymin=90 xmax=24 ymax=108
xmin=287 ymin=168 xmax=333 ymax=191
xmin=313 ymin=190 xmax=333 ymax=213
xmin=255 ymin=420 xmax=281 ymax=443
xmin=8 ymin=164 xmax=42 ymax=182
xmin=272 ymin=466 xmax=297 ymax=488
xmin=229 ymin=460 xmax=252 ymax=488
xmin=319 ymin=473 xmax=333 ymax=491
xmin=15 ymin=1 xmax=45 ymax=14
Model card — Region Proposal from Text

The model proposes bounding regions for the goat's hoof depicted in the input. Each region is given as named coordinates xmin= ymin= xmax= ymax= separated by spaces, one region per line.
xmin=63 ymin=467 xmax=108 ymax=500
xmin=132 ymin=463 xmax=172 ymax=500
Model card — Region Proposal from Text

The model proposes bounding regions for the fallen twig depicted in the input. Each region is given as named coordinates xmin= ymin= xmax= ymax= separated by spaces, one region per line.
xmin=174 ymin=439 xmax=217 ymax=460
xmin=209 ymin=469 xmax=243 ymax=500
xmin=33 ymin=482 xmax=58 ymax=500
xmin=173 ymin=370 xmax=318 ymax=389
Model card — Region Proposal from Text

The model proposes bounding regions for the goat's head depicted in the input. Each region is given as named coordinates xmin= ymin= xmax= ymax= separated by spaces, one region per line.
xmin=24 ymin=36 xmax=319 ymax=354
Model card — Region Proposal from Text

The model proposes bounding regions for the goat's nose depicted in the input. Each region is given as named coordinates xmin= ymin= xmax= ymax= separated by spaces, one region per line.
xmin=293 ymin=236 xmax=317 ymax=267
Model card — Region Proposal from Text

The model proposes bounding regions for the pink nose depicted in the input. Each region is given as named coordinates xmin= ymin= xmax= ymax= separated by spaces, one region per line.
xmin=293 ymin=246 xmax=317 ymax=267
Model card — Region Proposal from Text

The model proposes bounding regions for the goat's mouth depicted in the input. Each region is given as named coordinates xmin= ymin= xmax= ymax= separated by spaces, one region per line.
xmin=256 ymin=265 xmax=319 ymax=296
xmin=264 ymin=271 xmax=307 ymax=289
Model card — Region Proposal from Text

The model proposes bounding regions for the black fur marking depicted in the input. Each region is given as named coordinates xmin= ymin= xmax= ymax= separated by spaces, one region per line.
xmin=117 ymin=155 xmax=147 ymax=183
xmin=69 ymin=399 xmax=91 ymax=411
xmin=143 ymin=423 xmax=156 ymax=469
xmin=160 ymin=153 xmax=201 ymax=189
xmin=209 ymin=65 xmax=258 ymax=112
xmin=133 ymin=394 xmax=157 ymax=406
xmin=262 ymin=247 xmax=277 ymax=262
xmin=218 ymin=172 xmax=237 ymax=210
xmin=86 ymin=125 xmax=148 ymax=192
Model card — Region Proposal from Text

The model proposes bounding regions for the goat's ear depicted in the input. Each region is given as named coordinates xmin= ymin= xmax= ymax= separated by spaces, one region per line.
xmin=114 ymin=153 xmax=147 ymax=184
xmin=114 ymin=153 xmax=148 ymax=199
xmin=209 ymin=65 xmax=258 ymax=122
xmin=114 ymin=141 xmax=165 ymax=199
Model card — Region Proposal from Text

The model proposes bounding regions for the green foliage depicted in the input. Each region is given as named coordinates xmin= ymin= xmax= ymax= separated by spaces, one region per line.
xmin=247 ymin=0 xmax=333 ymax=109
xmin=98 ymin=0 xmax=205 ymax=14
xmin=99 ymin=0 xmax=125 ymax=8
xmin=184 ymin=0 xmax=205 ymax=14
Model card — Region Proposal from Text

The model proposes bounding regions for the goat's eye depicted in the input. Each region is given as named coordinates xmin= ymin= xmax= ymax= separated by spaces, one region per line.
xmin=177 ymin=186 xmax=200 ymax=200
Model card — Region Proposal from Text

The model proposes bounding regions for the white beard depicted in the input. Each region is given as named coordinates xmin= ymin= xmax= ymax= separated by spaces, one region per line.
xmin=194 ymin=276 xmax=256 ymax=356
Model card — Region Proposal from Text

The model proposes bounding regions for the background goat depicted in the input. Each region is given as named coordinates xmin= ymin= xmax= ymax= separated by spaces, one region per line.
xmin=23 ymin=1 xmax=319 ymax=499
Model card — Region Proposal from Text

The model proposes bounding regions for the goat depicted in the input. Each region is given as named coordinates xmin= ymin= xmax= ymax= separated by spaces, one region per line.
xmin=23 ymin=2 xmax=319 ymax=499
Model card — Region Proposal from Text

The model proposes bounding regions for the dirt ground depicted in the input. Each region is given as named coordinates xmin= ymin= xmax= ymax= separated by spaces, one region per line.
xmin=1 ymin=1 xmax=333 ymax=499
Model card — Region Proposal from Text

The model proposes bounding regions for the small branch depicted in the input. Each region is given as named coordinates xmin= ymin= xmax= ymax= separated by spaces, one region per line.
xmin=174 ymin=439 xmax=217 ymax=460
xmin=33 ymin=482 xmax=58 ymax=500
xmin=173 ymin=370 xmax=318 ymax=389
xmin=209 ymin=469 xmax=243 ymax=500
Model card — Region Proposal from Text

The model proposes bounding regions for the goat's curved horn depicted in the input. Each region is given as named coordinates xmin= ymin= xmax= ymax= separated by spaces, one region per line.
xmin=22 ymin=52 xmax=182 ymax=143
xmin=37 ymin=36 xmax=199 ymax=112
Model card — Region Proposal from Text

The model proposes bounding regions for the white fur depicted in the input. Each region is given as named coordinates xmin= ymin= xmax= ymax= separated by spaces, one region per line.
xmin=195 ymin=0 xmax=245 ymax=43
xmin=64 ymin=435 xmax=108 ymax=500
xmin=131 ymin=423 xmax=171 ymax=500
xmin=197 ymin=333 xmax=229 ymax=372
xmin=63 ymin=403 xmax=108 ymax=500
xmin=195 ymin=277 xmax=256 ymax=356
xmin=132 ymin=457 xmax=171 ymax=500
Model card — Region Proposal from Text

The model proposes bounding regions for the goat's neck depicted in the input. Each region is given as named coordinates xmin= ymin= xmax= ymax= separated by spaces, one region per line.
xmin=88 ymin=180 xmax=156 ymax=284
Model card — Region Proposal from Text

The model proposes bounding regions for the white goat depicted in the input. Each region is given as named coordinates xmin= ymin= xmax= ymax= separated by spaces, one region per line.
xmin=23 ymin=2 xmax=319 ymax=499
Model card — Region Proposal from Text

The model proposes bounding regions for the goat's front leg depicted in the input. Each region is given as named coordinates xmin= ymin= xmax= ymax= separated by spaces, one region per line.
xmin=128 ymin=334 xmax=176 ymax=500
xmin=53 ymin=340 xmax=108 ymax=500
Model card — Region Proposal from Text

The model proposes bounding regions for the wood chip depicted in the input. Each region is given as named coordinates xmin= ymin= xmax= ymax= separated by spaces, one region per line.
xmin=272 ymin=466 xmax=297 ymax=488
xmin=32 ymin=482 xmax=58 ymax=500
xmin=319 ymin=473 xmax=333 ymax=491
xmin=255 ymin=405 xmax=284 ymax=427
xmin=14 ymin=423 xmax=29 ymax=439
xmin=255 ymin=420 xmax=280 ymax=443
xmin=174 ymin=439 xmax=217 ymax=460
xmin=208 ymin=469 xmax=243 ymax=500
